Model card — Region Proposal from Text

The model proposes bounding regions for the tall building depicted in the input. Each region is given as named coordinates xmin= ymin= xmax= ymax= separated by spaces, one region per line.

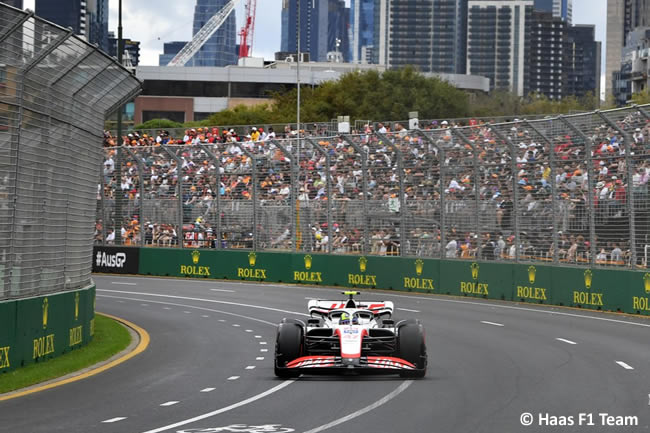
xmin=350 ymin=0 xmax=375 ymax=63
xmin=190 ymin=0 xmax=237 ymax=67
xmin=281 ymin=0 xmax=350 ymax=63
xmin=3 ymin=0 xmax=23 ymax=8
xmin=382 ymin=0 xmax=467 ymax=74
xmin=533 ymin=0 xmax=572 ymax=24
xmin=528 ymin=11 xmax=568 ymax=99
xmin=159 ymin=41 xmax=188 ymax=66
xmin=566 ymin=25 xmax=601 ymax=99
xmin=108 ymin=32 xmax=141 ymax=66
xmin=466 ymin=0 xmax=533 ymax=96
xmin=35 ymin=0 xmax=109 ymax=52
xmin=605 ymin=0 xmax=650 ymax=98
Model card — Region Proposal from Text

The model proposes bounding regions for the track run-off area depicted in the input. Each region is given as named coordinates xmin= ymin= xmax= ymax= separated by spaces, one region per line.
xmin=2 ymin=275 xmax=649 ymax=433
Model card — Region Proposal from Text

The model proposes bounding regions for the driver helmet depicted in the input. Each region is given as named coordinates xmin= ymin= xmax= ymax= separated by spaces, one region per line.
xmin=340 ymin=312 xmax=359 ymax=325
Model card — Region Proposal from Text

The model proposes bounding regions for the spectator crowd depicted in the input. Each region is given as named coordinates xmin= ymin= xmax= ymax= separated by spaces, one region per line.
xmin=97 ymin=107 xmax=650 ymax=267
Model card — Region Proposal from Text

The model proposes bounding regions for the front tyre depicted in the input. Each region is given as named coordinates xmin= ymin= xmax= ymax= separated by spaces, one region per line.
xmin=274 ymin=322 xmax=303 ymax=378
xmin=397 ymin=321 xmax=427 ymax=378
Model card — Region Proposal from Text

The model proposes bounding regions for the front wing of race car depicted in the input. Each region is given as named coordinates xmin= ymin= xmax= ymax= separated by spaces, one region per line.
xmin=283 ymin=355 xmax=417 ymax=374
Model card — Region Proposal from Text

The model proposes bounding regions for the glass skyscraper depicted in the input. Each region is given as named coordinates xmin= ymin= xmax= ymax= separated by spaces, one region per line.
xmin=35 ymin=0 xmax=108 ymax=52
xmin=350 ymin=0 xmax=375 ymax=63
xmin=281 ymin=0 xmax=350 ymax=63
xmin=379 ymin=0 xmax=467 ymax=73
xmin=190 ymin=0 xmax=237 ymax=67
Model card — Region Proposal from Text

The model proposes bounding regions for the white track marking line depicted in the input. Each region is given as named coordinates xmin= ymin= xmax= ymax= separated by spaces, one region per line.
xmin=245 ymin=329 xmax=253 ymax=332
xmin=397 ymin=308 xmax=420 ymax=313
xmin=256 ymin=357 xmax=264 ymax=360
xmin=97 ymin=295 xmax=276 ymax=326
xmin=374 ymin=292 xmax=650 ymax=329
xmin=260 ymin=349 xmax=268 ymax=352
xmin=616 ymin=361 xmax=634 ymax=370
xmin=160 ymin=401 xmax=179 ymax=407
xmin=303 ymin=381 xmax=413 ymax=433
xmin=227 ymin=376 xmax=240 ymax=381
xmin=183 ymin=311 xmax=191 ymax=314
xmin=98 ymin=289 xmax=308 ymax=317
xmin=200 ymin=388 xmax=216 ymax=392
xmin=556 ymin=338 xmax=577 ymax=345
xmin=111 ymin=282 xmax=136 ymax=285
xmin=102 ymin=417 xmax=127 ymax=423
xmin=163 ymin=307 xmax=171 ymax=310
xmin=201 ymin=315 xmax=209 ymax=318
xmin=232 ymin=324 xmax=240 ymax=327
xmin=140 ymin=380 xmax=295 ymax=433
xmin=210 ymin=288 xmax=235 ymax=293
xmin=245 ymin=366 xmax=255 ymax=370
xmin=260 ymin=342 xmax=267 ymax=345
xmin=480 ymin=321 xmax=504 ymax=327
xmin=254 ymin=335 xmax=262 ymax=338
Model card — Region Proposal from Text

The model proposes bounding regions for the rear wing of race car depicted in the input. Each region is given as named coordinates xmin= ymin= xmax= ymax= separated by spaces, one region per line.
xmin=308 ymin=298 xmax=394 ymax=317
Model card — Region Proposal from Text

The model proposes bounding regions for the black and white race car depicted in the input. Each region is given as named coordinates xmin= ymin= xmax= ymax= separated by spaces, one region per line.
xmin=274 ymin=291 xmax=426 ymax=378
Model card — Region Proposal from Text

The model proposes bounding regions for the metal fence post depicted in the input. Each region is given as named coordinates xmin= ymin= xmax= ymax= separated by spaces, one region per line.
xmin=635 ymin=104 xmax=650 ymax=120
xmin=199 ymin=144 xmax=222 ymax=249
xmin=375 ymin=132 xmax=406 ymax=256
xmin=597 ymin=110 xmax=637 ymax=266
xmin=412 ymin=130 xmax=445 ymax=258
xmin=124 ymin=147 xmax=145 ymax=246
xmin=232 ymin=143 xmax=258 ymax=251
xmin=559 ymin=116 xmax=597 ymax=265
xmin=161 ymin=145 xmax=184 ymax=248
xmin=100 ymin=165 xmax=107 ymax=246
xmin=305 ymin=138 xmax=333 ymax=253
xmin=342 ymin=135 xmax=369 ymax=254
xmin=491 ymin=127 xmax=520 ymax=262
xmin=524 ymin=120 xmax=559 ymax=264
xmin=270 ymin=139 xmax=298 ymax=252
xmin=453 ymin=129 xmax=481 ymax=259
xmin=0 ymin=10 xmax=33 ymax=42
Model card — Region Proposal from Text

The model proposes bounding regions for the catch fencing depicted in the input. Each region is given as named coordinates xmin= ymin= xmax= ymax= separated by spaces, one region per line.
xmin=0 ymin=3 xmax=141 ymax=300
xmin=97 ymin=103 xmax=650 ymax=270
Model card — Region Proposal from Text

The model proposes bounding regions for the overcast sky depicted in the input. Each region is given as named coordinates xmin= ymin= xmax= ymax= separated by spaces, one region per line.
xmin=22 ymin=0 xmax=606 ymax=66
xmin=23 ymin=0 xmax=607 ymax=93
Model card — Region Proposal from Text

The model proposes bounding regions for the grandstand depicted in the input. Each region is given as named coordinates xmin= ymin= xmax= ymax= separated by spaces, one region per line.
xmin=97 ymin=105 xmax=650 ymax=269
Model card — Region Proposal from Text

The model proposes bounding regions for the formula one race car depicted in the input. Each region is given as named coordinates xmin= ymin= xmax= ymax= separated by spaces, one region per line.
xmin=274 ymin=291 xmax=426 ymax=378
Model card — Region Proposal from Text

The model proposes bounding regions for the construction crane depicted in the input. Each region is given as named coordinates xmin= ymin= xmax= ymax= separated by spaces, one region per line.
xmin=168 ymin=0 xmax=241 ymax=67
xmin=238 ymin=0 xmax=256 ymax=58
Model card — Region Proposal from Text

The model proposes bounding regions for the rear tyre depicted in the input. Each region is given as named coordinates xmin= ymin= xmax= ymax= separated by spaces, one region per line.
xmin=397 ymin=321 xmax=427 ymax=378
xmin=274 ymin=322 xmax=303 ymax=378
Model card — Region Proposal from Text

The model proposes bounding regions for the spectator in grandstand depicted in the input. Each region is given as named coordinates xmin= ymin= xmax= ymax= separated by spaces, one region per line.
xmin=445 ymin=237 xmax=457 ymax=258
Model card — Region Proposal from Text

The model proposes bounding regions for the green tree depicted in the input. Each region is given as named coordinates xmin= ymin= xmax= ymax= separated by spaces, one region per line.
xmin=199 ymin=67 xmax=471 ymax=126
xmin=133 ymin=118 xmax=183 ymax=130
xmin=631 ymin=88 xmax=650 ymax=105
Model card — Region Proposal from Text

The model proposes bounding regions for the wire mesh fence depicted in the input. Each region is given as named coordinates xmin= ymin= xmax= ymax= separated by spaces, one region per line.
xmin=0 ymin=3 xmax=141 ymax=300
xmin=97 ymin=103 xmax=650 ymax=270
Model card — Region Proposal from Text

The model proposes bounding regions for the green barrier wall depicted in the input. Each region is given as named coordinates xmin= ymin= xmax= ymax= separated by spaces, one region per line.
xmin=137 ymin=248 xmax=650 ymax=317
xmin=0 ymin=285 xmax=96 ymax=374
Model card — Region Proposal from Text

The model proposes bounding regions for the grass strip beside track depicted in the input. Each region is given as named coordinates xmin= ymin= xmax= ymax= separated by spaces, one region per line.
xmin=0 ymin=314 xmax=131 ymax=394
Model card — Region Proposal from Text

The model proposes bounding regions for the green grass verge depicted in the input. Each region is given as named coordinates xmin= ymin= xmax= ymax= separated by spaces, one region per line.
xmin=0 ymin=314 xmax=131 ymax=394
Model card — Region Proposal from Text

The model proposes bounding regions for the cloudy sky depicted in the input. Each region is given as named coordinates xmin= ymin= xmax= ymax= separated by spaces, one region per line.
xmin=23 ymin=0 xmax=607 ymax=93
xmin=24 ymin=0 xmax=606 ymax=66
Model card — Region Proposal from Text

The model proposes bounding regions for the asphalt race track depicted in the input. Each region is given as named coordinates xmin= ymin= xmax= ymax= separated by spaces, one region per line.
xmin=2 ymin=275 xmax=649 ymax=433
